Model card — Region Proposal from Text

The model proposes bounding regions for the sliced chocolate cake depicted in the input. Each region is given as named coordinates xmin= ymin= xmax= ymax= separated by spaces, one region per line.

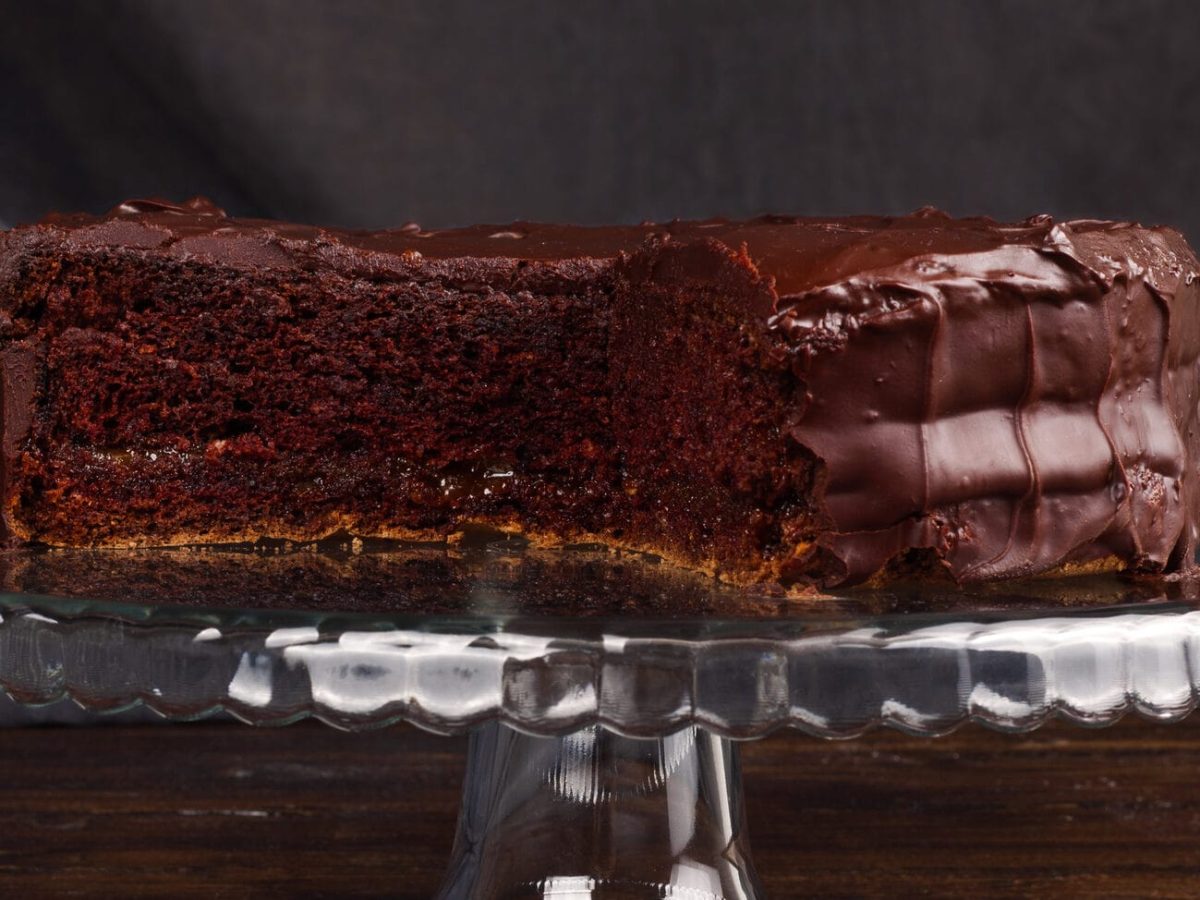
xmin=0 ymin=198 xmax=1197 ymax=589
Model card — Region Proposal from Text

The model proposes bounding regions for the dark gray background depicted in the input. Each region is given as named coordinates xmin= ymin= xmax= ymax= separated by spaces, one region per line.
xmin=2 ymin=0 xmax=1198 ymax=239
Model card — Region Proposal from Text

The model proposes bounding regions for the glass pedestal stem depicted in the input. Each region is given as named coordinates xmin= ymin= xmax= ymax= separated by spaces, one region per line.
xmin=437 ymin=723 xmax=762 ymax=899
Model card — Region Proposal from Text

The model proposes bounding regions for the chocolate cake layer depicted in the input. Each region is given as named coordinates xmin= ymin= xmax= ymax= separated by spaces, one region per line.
xmin=0 ymin=199 xmax=1197 ymax=590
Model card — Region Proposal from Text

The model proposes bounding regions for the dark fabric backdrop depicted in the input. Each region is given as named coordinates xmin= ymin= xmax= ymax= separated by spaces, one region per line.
xmin=2 ymin=0 xmax=1198 ymax=240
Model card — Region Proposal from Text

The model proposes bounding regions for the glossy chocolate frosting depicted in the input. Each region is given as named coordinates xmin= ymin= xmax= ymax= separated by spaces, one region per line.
xmin=768 ymin=217 xmax=1200 ymax=584
xmin=3 ymin=199 xmax=1198 ymax=588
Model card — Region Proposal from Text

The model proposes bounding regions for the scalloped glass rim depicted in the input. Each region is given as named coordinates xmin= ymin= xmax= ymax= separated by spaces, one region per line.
xmin=0 ymin=587 xmax=1197 ymax=739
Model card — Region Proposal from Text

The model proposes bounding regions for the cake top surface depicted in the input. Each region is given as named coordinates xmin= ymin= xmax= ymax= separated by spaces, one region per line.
xmin=21 ymin=197 xmax=1196 ymax=299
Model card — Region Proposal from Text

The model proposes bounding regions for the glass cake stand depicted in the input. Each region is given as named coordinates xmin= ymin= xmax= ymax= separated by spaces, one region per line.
xmin=0 ymin=546 xmax=1197 ymax=899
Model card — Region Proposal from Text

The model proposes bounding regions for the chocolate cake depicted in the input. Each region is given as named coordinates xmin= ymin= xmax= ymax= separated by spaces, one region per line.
xmin=0 ymin=198 xmax=1197 ymax=590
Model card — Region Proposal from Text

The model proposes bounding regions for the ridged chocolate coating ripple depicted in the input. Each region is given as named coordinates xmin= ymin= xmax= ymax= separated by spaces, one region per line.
xmin=771 ymin=219 xmax=1200 ymax=585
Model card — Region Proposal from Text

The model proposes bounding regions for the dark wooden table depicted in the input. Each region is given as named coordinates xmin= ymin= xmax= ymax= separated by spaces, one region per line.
xmin=1 ymin=715 xmax=1198 ymax=897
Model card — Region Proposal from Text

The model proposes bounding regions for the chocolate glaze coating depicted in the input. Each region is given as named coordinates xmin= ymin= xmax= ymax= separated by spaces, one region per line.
xmin=0 ymin=199 xmax=1197 ymax=590
xmin=770 ymin=219 xmax=1200 ymax=584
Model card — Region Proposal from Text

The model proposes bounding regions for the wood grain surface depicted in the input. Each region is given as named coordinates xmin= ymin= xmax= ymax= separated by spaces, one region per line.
xmin=0 ymin=715 xmax=1197 ymax=898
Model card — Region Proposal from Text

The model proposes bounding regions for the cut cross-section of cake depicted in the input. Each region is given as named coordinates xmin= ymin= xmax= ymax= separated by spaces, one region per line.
xmin=0 ymin=198 xmax=1196 ymax=590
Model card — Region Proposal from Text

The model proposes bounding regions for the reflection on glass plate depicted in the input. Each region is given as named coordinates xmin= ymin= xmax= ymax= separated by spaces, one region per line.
xmin=0 ymin=545 xmax=1195 ymax=738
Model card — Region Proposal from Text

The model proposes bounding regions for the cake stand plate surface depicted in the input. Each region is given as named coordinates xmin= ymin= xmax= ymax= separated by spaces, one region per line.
xmin=0 ymin=547 xmax=1196 ymax=899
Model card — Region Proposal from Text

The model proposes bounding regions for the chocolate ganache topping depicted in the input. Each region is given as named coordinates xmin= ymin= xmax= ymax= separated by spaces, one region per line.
xmin=768 ymin=214 xmax=1200 ymax=585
